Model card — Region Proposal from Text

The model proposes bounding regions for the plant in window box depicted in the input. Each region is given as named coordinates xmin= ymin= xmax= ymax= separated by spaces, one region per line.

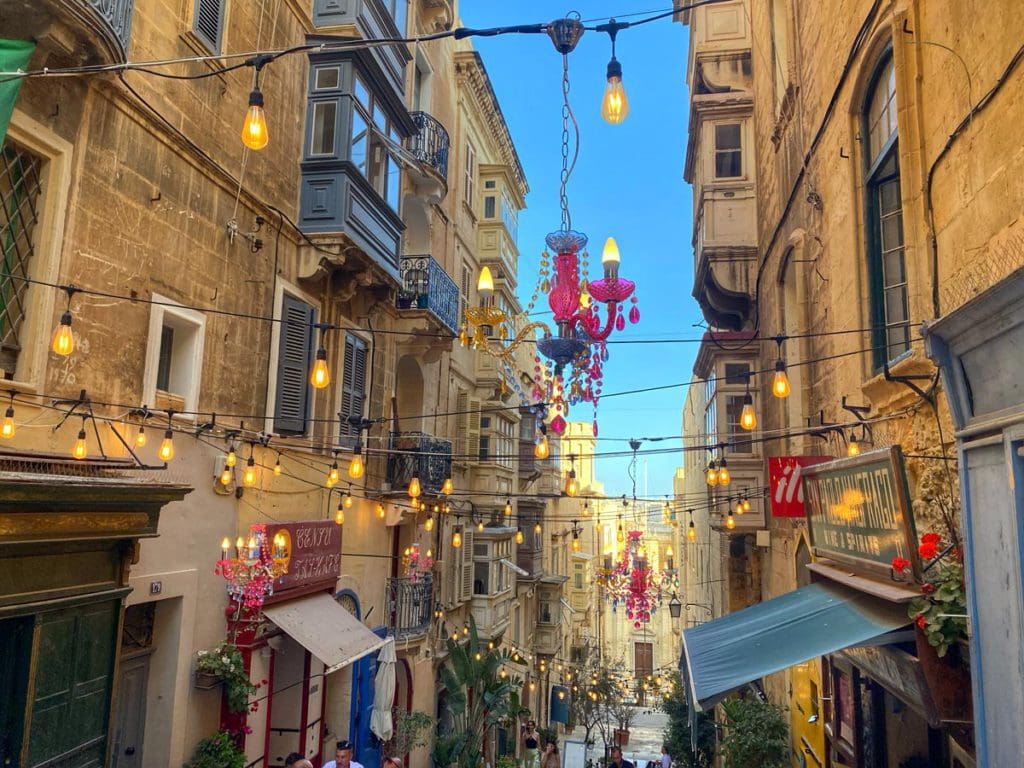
xmin=195 ymin=641 xmax=261 ymax=713
xmin=892 ymin=532 xmax=968 ymax=658
xmin=397 ymin=290 xmax=416 ymax=309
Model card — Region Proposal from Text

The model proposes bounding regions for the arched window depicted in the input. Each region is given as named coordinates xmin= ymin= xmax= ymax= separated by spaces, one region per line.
xmin=863 ymin=51 xmax=909 ymax=368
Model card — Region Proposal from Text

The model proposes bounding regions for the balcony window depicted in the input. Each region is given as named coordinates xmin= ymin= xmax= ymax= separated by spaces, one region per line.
xmin=714 ymin=123 xmax=742 ymax=178
xmin=502 ymin=191 xmax=518 ymax=242
xmin=473 ymin=539 xmax=512 ymax=596
xmin=724 ymin=394 xmax=753 ymax=454
xmin=484 ymin=195 xmax=496 ymax=219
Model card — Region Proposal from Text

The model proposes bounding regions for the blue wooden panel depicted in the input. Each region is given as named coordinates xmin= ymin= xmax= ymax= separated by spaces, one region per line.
xmin=313 ymin=0 xmax=353 ymax=27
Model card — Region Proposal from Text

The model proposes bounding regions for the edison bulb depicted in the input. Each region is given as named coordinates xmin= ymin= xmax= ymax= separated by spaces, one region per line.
xmin=477 ymin=519 xmax=484 ymax=533
xmin=219 ymin=467 xmax=233 ymax=486
xmin=425 ymin=517 xmax=434 ymax=532
xmin=311 ymin=350 xmax=330 ymax=389
xmin=687 ymin=523 xmax=697 ymax=542
xmin=772 ymin=361 xmax=791 ymax=398
xmin=516 ymin=528 xmax=524 ymax=545
xmin=725 ymin=511 xmax=736 ymax=530
xmin=848 ymin=436 xmax=860 ymax=457
xmin=273 ymin=459 xmax=282 ymax=476
xmin=572 ymin=536 xmax=581 ymax=553
xmin=241 ymin=90 xmax=269 ymax=150
xmin=706 ymin=465 xmax=718 ymax=486
xmin=534 ymin=435 xmax=550 ymax=459
xmin=243 ymin=458 xmax=257 ymax=487
xmin=344 ymin=492 xmax=354 ymax=509
xmin=348 ymin=452 xmax=365 ymax=479
xmin=135 ymin=426 xmax=146 ymax=447
xmin=442 ymin=477 xmax=453 ymax=495
xmin=601 ymin=64 xmax=629 ymax=124
xmin=72 ymin=428 xmax=88 ymax=460
xmin=2 ymin=407 xmax=14 ymax=439
xmin=158 ymin=429 xmax=174 ymax=461
xmin=718 ymin=464 xmax=731 ymax=486
xmin=505 ymin=499 xmax=513 ymax=517
xmin=335 ymin=507 xmax=345 ymax=525
xmin=452 ymin=530 xmax=463 ymax=548
xmin=376 ymin=502 xmax=386 ymax=519
xmin=226 ymin=446 xmax=237 ymax=468
xmin=51 ymin=312 xmax=74 ymax=356
xmin=408 ymin=473 xmax=422 ymax=499
xmin=740 ymin=397 xmax=757 ymax=430
xmin=534 ymin=522 xmax=542 ymax=535
xmin=565 ymin=475 xmax=579 ymax=497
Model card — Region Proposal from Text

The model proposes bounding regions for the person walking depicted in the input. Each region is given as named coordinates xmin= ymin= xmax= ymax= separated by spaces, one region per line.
xmin=522 ymin=720 xmax=540 ymax=768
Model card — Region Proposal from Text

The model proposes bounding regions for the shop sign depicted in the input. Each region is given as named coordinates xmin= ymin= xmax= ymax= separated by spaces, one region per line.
xmin=767 ymin=456 xmax=833 ymax=517
xmin=265 ymin=520 xmax=341 ymax=592
xmin=803 ymin=446 xmax=918 ymax=577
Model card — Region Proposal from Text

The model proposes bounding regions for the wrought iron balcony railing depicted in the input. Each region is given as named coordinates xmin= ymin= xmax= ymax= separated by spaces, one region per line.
xmin=398 ymin=255 xmax=460 ymax=335
xmin=387 ymin=432 xmax=453 ymax=496
xmin=386 ymin=575 xmax=433 ymax=639
xmin=408 ymin=111 xmax=450 ymax=180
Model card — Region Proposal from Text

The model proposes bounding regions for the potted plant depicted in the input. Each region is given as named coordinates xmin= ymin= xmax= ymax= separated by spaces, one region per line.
xmin=397 ymin=291 xmax=415 ymax=309
xmin=719 ymin=698 xmax=788 ymax=768
xmin=184 ymin=731 xmax=246 ymax=768
xmin=195 ymin=641 xmax=260 ymax=714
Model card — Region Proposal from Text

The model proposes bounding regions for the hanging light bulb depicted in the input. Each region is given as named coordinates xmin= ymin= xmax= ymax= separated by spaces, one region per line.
xmin=425 ymin=516 xmax=434 ymax=532
xmin=159 ymin=429 xmax=174 ymax=461
xmin=72 ymin=427 xmax=88 ymax=460
xmin=243 ymin=456 xmax=257 ymax=487
xmin=376 ymin=502 xmax=386 ymax=519
xmin=442 ymin=477 xmax=453 ymax=495
xmin=344 ymin=489 xmax=354 ymax=509
xmin=687 ymin=520 xmax=697 ymax=542
xmin=848 ymin=431 xmax=861 ymax=457
xmin=572 ymin=531 xmax=581 ymax=552
xmin=772 ymin=358 xmax=791 ymax=398
xmin=565 ymin=469 xmax=578 ymax=497
xmin=516 ymin=527 xmax=524 ymax=545
xmin=219 ymin=465 xmax=233 ymax=486
xmin=534 ymin=431 xmax=550 ymax=459
xmin=241 ymin=72 xmax=269 ymax=150
xmin=740 ymin=392 xmax=757 ymax=430
xmin=408 ymin=470 xmax=421 ymax=499
xmin=706 ymin=460 xmax=719 ymax=486
xmin=741 ymin=495 xmax=751 ymax=513
xmin=51 ymin=309 xmax=74 ymax=356
xmin=583 ymin=500 xmax=590 ymax=517
xmin=327 ymin=460 xmax=339 ymax=488
xmin=717 ymin=457 xmax=731 ymax=486
xmin=1 ymin=402 xmax=14 ymax=439
xmin=226 ymin=444 xmax=237 ymax=468
xmin=335 ymin=504 xmax=345 ymax=525
xmin=616 ymin=523 xmax=624 ymax=544
xmin=505 ymin=498 xmax=513 ymax=517
xmin=477 ymin=266 xmax=495 ymax=303
xmin=725 ymin=507 xmax=736 ymax=530
xmin=534 ymin=521 xmax=542 ymax=535
xmin=311 ymin=346 xmax=330 ymax=389
xmin=273 ymin=454 xmax=282 ymax=476
xmin=477 ymin=519 xmax=484 ymax=533
xmin=601 ymin=54 xmax=629 ymax=124
xmin=452 ymin=528 xmax=463 ymax=548
xmin=736 ymin=497 xmax=746 ymax=515
xmin=134 ymin=425 xmax=146 ymax=447
xmin=348 ymin=442 xmax=365 ymax=479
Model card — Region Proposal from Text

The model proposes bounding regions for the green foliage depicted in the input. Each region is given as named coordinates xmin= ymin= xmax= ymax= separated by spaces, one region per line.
xmin=184 ymin=731 xmax=246 ymax=768
xmin=659 ymin=673 xmax=715 ymax=768
xmin=435 ymin=616 xmax=520 ymax=768
xmin=907 ymin=548 xmax=968 ymax=658
xmin=496 ymin=757 xmax=518 ymax=768
xmin=719 ymin=698 xmax=789 ymax=768
xmin=388 ymin=710 xmax=436 ymax=758
xmin=195 ymin=641 xmax=259 ymax=714
xmin=537 ymin=726 xmax=558 ymax=746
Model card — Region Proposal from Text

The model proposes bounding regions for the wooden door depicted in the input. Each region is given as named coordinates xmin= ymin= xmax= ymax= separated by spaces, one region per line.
xmin=112 ymin=653 xmax=150 ymax=768
xmin=0 ymin=616 xmax=33 ymax=765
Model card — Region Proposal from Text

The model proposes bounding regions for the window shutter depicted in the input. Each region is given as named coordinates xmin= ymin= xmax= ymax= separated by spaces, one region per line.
xmin=339 ymin=334 xmax=368 ymax=445
xmin=193 ymin=0 xmax=225 ymax=52
xmin=468 ymin=398 xmax=481 ymax=462
xmin=460 ymin=527 xmax=474 ymax=602
xmin=455 ymin=390 xmax=469 ymax=461
xmin=274 ymin=295 xmax=315 ymax=434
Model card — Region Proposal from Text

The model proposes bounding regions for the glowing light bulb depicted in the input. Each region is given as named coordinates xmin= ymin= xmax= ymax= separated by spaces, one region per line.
xmin=534 ymin=434 xmax=550 ymax=459
xmin=273 ymin=457 xmax=282 ymax=476
xmin=706 ymin=463 xmax=719 ymax=486
xmin=51 ymin=311 xmax=74 ymax=356
xmin=617 ymin=525 xmax=625 ymax=544
xmin=226 ymin=445 xmax=237 ymax=468
xmin=72 ymin=428 xmax=88 ymax=460
xmin=516 ymin=528 xmax=524 ymax=545
xmin=243 ymin=457 xmax=256 ymax=487
xmin=134 ymin=425 xmax=146 ymax=447
xmin=687 ymin=521 xmax=697 ymax=542
xmin=477 ymin=519 xmax=484 ymax=533
xmin=477 ymin=266 xmax=494 ymax=302
xmin=601 ymin=59 xmax=629 ymax=124
xmin=241 ymin=88 xmax=269 ymax=150
xmin=602 ymin=237 xmax=621 ymax=265
xmin=425 ymin=516 xmax=434 ymax=532
xmin=376 ymin=502 xmax=386 ymax=519
xmin=772 ymin=359 xmax=791 ymax=398
xmin=740 ymin=394 xmax=757 ymax=430
xmin=452 ymin=530 xmax=462 ymax=548
xmin=159 ymin=429 xmax=174 ymax=461
xmin=219 ymin=467 xmax=232 ymax=486
xmin=408 ymin=472 xmax=421 ymax=499
xmin=717 ymin=460 xmax=731 ymax=486
xmin=725 ymin=509 xmax=736 ymax=530
xmin=348 ymin=446 xmax=365 ymax=479
xmin=572 ymin=535 xmax=581 ymax=553
xmin=565 ymin=471 xmax=578 ymax=497
xmin=311 ymin=348 xmax=330 ymax=389
xmin=442 ymin=477 xmax=453 ymax=495
xmin=742 ymin=497 xmax=751 ymax=513
xmin=335 ymin=506 xmax=345 ymax=525
xmin=534 ymin=522 xmax=542 ymax=535
xmin=505 ymin=498 xmax=513 ymax=517
xmin=344 ymin=491 xmax=354 ymax=509
xmin=235 ymin=536 xmax=245 ymax=552
xmin=1 ymin=406 xmax=14 ymax=439
xmin=848 ymin=434 xmax=860 ymax=457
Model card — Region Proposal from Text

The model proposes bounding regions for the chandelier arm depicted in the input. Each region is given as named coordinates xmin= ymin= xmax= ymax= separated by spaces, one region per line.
xmin=581 ymin=302 xmax=619 ymax=342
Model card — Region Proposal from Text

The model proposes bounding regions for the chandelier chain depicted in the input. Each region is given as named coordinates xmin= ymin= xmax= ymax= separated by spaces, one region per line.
xmin=558 ymin=54 xmax=580 ymax=232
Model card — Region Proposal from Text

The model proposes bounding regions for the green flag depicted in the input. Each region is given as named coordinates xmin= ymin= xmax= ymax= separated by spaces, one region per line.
xmin=0 ymin=40 xmax=36 ymax=148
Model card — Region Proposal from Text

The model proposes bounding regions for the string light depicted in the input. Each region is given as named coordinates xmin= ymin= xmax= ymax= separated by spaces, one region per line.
xmin=327 ymin=458 xmax=340 ymax=488
xmin=534 ymin=429 xmax=550 ymax=459
xmin=687 ymin=508 xmax=696 ymax=542
xmin=565 ymin=468 xmax=578 ymax=497
xmin=452 ymin=527 xmax=463 ymax=548
xmin=241 ymin=56 xmax=269 ymax=150
xmin=706 ymin=459 xmax=718 ymax=486
xmin=616 ymin=522 xmax=624 ymax=543
xmin=848 ymin=431 xmax=860 ymax=457
xmin=219 ymin=464 xmax=233 ymax=486
xmin=534 ymin=521 xmax=542 ymax=535
xmin=158 ymin=426 xmax=174 ymax=461
xmin=717 ymin=456 xmax=731 ymax=486
xmin=2 ymin=396 xmax=14 ymax=439
xmin=442 ymin=477 xmax=453 ymax=495
xmin=72 ymin=421 xmax=88 ymax=460
xmin=740 ymin=377 xmax=757 ymax=430
xmin=348 ymin=442 xmax=365 ymax=479
xmin=344 ymin=488 xmax=354 ymax=509
xmin=741 ymin=494 xmax=751 ymax=513
xmin=335 ymin=502 xmax=345 ymax=525
xmin=725 ymin=506 xmax=735 ymax=530
xmin=50 ymin=288 xmax=76 ymax=356
xmin=243 ymin=453 xmax=257 ymax=487
xmin=505 ymin=498 xmax=513 ymax=517
xmin=273 ymin=453 xmax=282 ymax=476
xmin=772 ymin=337 xmax=791 ymax=398
xmin=600 ymin=22 xmax=629 ymax=124
xmin=477 ymin=519 xmax=484 ymax=533
xmin=583 ymin=500 xmax=590 ymax=517
xmin=424 ymin=516 xmax=434 ymax=532
xmin=226 ymin=444 xmax=237 ymax=468
xmin=134 ymin=424 xmax=146 ymax=447
xmin=311 ymin=346 xmax=330 ymax=389
xmin=376 ymin=502 xmax=386 ymax=519
xmin=408 ymin=470 xmax=422 ymax=499
xmin=572 ymin=529 xmax=581 ymax=552
xmin=516 ymin=527 xmax=524 ymax=545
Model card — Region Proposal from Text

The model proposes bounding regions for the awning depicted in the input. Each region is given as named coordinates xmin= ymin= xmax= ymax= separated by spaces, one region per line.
xmin=263 ymin=592 xmax=386 ymax=673
xmin=681 ymin=580 xmax=908 ymax=710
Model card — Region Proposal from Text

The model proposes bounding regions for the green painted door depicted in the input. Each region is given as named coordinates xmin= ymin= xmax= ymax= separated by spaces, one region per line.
xmin=26 ymin=600 xmax=119 ymax=767
xmin=0 ymin=616 xmax=33 ymax=765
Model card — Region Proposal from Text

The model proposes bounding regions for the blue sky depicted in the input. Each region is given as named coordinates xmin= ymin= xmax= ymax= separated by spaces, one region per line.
xmin=461 ymin=3 xmax=701 ymax=498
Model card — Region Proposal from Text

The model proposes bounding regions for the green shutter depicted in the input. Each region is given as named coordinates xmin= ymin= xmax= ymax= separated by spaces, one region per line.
xmin=274 ymin=295 xmax=315 ymax=434
xmin=0 ymin=40 xmax=35 ymax=147
xmin=339 ymin=334 xmax=367 ymax=444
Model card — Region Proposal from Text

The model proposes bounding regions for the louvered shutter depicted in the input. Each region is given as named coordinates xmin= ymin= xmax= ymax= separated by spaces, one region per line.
xmin=193 ymin=0 xmax=225 ymax=52
xmin=468 ymin=398 xmax=481 ymax=460
xmin=455 ymin=390 xmax=469 ymax=461
xmin=459 ymin=527 xmax=474 ymax=602
xmin=339 ymin=334 xmax=368 ymax=446
xmin=274 ymin=295 xmax=315 ymax=434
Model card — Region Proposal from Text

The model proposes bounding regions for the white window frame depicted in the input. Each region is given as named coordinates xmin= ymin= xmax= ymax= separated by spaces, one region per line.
xmin=264 ymin=279 xmax=320 ymax=436
xmin=4 ymin=111 xmax=72 ymax=391
xmin=142 ymin=294 xmax=206 ymax=414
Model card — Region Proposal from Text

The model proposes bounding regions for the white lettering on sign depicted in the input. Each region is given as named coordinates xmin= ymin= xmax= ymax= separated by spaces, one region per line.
xmin=774 ymin=463 xmax=806 ymax=505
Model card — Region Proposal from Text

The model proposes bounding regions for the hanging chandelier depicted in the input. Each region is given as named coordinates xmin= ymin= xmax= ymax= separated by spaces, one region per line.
xmin=215 ymin=524 xmax=289 ymax=609
xmin=598 ymin=529 xmax=668 ymax=628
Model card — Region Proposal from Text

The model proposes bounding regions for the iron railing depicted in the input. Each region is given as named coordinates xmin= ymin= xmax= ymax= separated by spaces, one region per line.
xmin=78 ymin=0 xmax=135 ymax=56
xmin=408 ymin=111 xmax=450 ymax=180
xmin=387 ymin=431 xmax=453 ymax=495
xmin=398 ymin=255 xmax=460 ymax=334
xmin=386 ymin=575 xmax=433 ymax=639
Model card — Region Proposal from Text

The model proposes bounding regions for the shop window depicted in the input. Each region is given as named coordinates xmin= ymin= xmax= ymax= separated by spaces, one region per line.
xmin=863 ymin=49 xmax=910 ymax=368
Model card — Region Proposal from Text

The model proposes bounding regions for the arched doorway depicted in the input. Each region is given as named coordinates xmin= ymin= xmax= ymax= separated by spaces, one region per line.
xmin=396 ymin=356 xmax=424 ymax=434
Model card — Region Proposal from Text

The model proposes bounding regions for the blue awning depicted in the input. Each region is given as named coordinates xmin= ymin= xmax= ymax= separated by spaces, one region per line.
xmin=681 ymin=580 xmax=909 ymax=710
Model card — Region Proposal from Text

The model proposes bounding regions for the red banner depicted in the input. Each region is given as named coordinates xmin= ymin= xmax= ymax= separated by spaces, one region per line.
xmin=264 ymin=520 xmax=341 ymax=592
xmin=768 ymin=456 xmax=833 ymax=517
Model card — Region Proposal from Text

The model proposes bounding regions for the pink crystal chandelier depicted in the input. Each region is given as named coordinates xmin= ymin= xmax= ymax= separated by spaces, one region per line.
xmin=599 ymin=529 xmax=665 ymax=629
xmin=215 ymin=524 xmax=289 ymax=609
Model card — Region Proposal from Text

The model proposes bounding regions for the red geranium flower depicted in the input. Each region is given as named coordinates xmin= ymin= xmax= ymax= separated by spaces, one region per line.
xmin=891 ymin=556 xmax=910 ymax=573
xmin=921 ymin=532 xmax=941 ymax=546
xmin=915 ymin=614 xmax=927 ymax=629
xmin=921 ymin=582 xmax=936 ymax=594
xmin=919 ymin=541 xmax=938 ymax=560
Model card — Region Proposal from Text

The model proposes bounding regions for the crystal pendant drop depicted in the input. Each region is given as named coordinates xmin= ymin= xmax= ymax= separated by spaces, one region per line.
xmin=550 ymin=414 xmax=567 ymax=434
xmin=615 ymin=312 xmax=625 ymax=331
xmin=629 ymin=305 xmax=640 ymax=324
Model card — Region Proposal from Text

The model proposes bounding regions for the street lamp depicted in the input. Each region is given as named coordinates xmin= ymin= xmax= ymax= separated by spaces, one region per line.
xmin=668 ymin=594 xmax=682 ymax=619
